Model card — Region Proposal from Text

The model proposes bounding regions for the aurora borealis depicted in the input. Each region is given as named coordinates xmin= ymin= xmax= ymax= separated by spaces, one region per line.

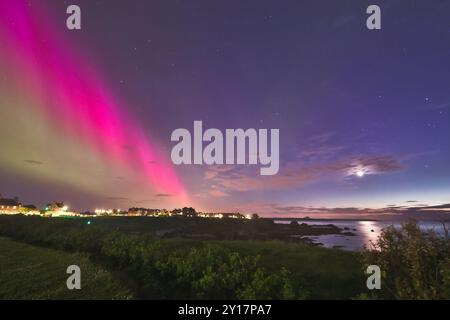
xmin=1 ymin=1 xmax=450 ymax=219
xmin=0 ymin=0 xmax=188 ymax=209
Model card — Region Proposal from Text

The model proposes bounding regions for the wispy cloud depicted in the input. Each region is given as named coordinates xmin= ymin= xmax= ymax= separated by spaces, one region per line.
xmin=209 ymin=190 xmax=229 ymax=198
xmin=304 ymin=132 xmax=336 ymax=144
xmin=203 ymin=154 xmax=404 ymax=193
xmin=299 ymin=145 xmax=347 ymax=159
xmin=134 ymin=199 xmax=151 ymax=204
xmin=155 ymin=193 xmax=172 ymax=198
xmin=250 ymin=203 xmax=450 ymax=220
xmin=24 ymin=159 xmax=44 ymax=165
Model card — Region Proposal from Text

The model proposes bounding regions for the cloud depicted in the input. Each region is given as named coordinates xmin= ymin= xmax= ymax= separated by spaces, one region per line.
xmin=203 ymin=154 xmax=404 ymax=192
xmin=219 ymin=200 xmax=446 ymax=220
xmin=346 ymin=155 xmax=403 ymax=175
xmin=204 ymin=165 xmax=240 ymax=180
xmin=269 ymin=205 xmax=363 ymax=215
xmin=299 ymin=145 xmax=347 ymax=159
xmin=418 ymin=203 xmax=450 ymax=210
xmin=260 ymin=203 xmax=450 ymax=220
xmin=298 ymin=132 xmax=347 ymax=160
xmin=24 ymin=159 xmax=44 ymax=165
xmin=106 ymin=197 xmax=128 ymax=201
xmin=134 ymin=199 xmax=151 ymax=204
xmin=209 ymin=190 xmax=229 ymax=198
xmin=304 ymin=132 xmax=336 ymax=144
xmin=155 ymin=193 xmax=172 ymax=197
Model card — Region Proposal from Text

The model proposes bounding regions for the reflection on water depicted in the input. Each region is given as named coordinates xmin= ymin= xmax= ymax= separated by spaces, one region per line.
xmin=274 ymin=220 xmax=448 ymax=251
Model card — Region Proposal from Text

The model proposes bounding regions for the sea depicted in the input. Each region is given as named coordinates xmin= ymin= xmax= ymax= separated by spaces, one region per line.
xmin=274 ymin=220 xmax=448 ymax=251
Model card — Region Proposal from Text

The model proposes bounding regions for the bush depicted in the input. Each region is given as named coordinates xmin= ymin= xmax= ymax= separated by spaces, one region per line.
xmin=152 ymin=246 xmax=305 ymax=299
xmin=360 ymin=221 xmax=450 ymax=299
xmin=0 ymin=215 xmax=305 ymax=299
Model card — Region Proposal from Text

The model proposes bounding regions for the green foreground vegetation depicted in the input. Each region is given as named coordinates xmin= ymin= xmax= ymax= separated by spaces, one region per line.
xmin=360 ymin=222 xmax=449 ymax=299
xmin=0 ymin=237 xmax=132 ymax=299
xmin=0 ymin=215 xmax=448 ymax=299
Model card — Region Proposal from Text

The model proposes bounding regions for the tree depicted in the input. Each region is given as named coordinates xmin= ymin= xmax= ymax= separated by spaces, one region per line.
xmin=182 ymin=207 xmax=197 ymax=217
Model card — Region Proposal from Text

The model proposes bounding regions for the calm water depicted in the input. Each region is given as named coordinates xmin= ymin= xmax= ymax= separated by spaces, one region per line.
xmin=274 ymin=220 xmax=448 ymax=251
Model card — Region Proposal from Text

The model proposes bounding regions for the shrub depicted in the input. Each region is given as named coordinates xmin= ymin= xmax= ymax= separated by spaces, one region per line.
xmin=360 ymin=221 xmax=450 ymax=299
xmin=0 ymin=216 xmax=304 ymax=299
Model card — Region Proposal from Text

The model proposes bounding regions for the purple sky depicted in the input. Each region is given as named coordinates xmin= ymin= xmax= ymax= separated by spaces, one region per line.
xmin=1 ymin=0 xmax=449 ymax=219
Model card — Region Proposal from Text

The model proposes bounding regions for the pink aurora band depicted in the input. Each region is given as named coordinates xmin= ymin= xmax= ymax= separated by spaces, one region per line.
xmin=0 ymin=0 xmax=188 ymax=203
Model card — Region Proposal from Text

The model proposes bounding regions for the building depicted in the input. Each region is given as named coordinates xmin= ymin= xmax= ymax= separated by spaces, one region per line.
xmin=198 ymin=212 xmax=246 ymax=219
xmin=21 ymin=205 xmax=41 ymax=216
xmin=43 ymin=202 xmax=79 ymax=217
xmin=94 ymin=208 xmax=124 ymax=216
xmin=128 ymin=207 xmax=163 ymax=216
xmin=0 ymin=198 xmax=21 ymax=214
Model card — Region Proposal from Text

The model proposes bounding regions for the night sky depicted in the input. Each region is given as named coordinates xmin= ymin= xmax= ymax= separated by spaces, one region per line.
xmin=1 ymin=0 xmax=449 ymax=219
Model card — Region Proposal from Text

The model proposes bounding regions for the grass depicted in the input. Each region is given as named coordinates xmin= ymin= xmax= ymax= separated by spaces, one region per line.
xmin=0 ymin=237 xmax=132 ymax=299
xmin=0 ymin=215 xmax=366 ymax=299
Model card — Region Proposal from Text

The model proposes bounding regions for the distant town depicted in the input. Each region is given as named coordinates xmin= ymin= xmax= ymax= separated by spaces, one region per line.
xmin=0 ymin=194 xmax=257 ymax=220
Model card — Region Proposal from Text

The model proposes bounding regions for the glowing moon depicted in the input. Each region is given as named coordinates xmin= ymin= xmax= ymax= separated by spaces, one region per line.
xmin=356 ymin=170 xmax=365 ymax=177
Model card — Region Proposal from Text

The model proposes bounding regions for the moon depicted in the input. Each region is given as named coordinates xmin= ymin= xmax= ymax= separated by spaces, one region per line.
xmin=356 ymin=170 xmax=365 ymax=177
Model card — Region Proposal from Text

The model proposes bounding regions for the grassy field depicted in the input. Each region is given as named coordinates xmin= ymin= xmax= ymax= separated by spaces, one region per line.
xmin=0 ymin=215 xmax=366 ymax=299
xmin=55 ymin=216 xmax=345 ymax=240
xmin=0 ymin=237 xmax=132 ymax=299
xmin=0 ymin=216 xmax=447 ymax=299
